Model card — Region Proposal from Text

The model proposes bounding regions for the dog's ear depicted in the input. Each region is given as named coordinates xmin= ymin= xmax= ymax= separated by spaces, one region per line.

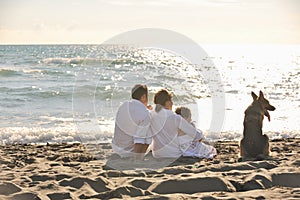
xmin=258 ymin=90 xmax=264 ymax=100
xmin=251 ymin=91 xmax=258 ymax=100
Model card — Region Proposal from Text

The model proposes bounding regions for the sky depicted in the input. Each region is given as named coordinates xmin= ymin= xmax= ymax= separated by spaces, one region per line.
xmin=0 ymin=0 xmax=299 ymax=44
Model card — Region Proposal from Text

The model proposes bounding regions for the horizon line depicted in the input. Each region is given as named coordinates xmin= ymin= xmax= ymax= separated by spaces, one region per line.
xmin=1 ymin=43 xmax=300 ymax=46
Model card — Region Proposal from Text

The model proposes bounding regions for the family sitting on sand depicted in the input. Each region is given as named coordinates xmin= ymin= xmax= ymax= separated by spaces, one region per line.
xmin=112 ymin=84 xmax=217 ymax=160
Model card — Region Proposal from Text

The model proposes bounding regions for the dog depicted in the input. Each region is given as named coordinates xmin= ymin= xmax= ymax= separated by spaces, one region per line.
xmin=240 ymin=91 xmax=275 ymax=160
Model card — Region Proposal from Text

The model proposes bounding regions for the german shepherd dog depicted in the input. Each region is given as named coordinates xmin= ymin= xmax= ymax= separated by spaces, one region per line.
xmin=240 ymin=91 xmax=275 ymax=160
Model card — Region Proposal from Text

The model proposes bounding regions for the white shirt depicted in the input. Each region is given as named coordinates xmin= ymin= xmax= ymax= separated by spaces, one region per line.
xmin=112 ymin=99 xmax=152 ymax=158
xmin=150 ymin=105 xmax=203 ymax=158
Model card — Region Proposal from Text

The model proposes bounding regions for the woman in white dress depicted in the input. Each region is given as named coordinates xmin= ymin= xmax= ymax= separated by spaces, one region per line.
xmin=150 ymin=89 xmax=216 ymax=159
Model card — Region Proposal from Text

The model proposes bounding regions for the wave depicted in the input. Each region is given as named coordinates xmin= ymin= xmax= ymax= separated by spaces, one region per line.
xmin=41 ymin=57 xmax=149 ymax=66
xmin=2 ymin=85 xmax=204 ymax=102
xmin=1 ymin=126 xmax=298 ymax=145
xmin=0 ymin=126 xmax=112 ymax=145
xmin=0 ymin=66 xmax=74 ymax=78
xmin=0 ymin=69 xmax=21 ymax=77
xmin=22 ymin=69 xmax=43 ymax=74
xmin=2 ymin=85 xmax=129 ymax=101
xmin=0 ymin=117 xmax=115 ymax=144
xmin=42 ymin=57 xmax=84 ymax=65
xmin=0 ymin=87 xmax=71 ymax=100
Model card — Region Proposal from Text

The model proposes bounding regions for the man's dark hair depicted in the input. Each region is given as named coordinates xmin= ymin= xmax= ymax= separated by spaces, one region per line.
xmin=131 ymin=84 xmax=148 ymax=100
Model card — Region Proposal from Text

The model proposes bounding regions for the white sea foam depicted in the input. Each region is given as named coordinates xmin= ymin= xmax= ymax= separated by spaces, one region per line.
xmin=0 ymin=68 xmax=20 ymax=76
xmin=0 ymin=125 xmax=113 ymax=145
xmin=42 ymin=57 xmax=84 ymax=64
xmin=22 ymin=69 xmax=43 ymax=74
xmin=0 ymin=126 xmax=298 ymax=145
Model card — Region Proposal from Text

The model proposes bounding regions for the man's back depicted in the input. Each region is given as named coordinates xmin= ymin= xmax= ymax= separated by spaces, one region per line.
xmin=112 ymin=99 xmax=150 ymax=157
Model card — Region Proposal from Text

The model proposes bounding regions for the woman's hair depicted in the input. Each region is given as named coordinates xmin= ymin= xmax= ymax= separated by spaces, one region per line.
xmin=131 ymin=84 xmax=148 ymax=100
xmin=153 ymin=89 xmax=172 ymax=112
xmin=175 ymin=106 xmax=191 ymax=120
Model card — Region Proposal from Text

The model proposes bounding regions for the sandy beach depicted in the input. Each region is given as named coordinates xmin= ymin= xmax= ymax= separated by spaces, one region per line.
xmin=0 ymin=138 xmax=299 ymax=200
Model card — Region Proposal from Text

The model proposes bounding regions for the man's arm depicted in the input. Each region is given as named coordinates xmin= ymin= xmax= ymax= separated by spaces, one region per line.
xmin=133 ymin=143 xmax=149 ymax=161
xmin=133 ymin=113 xmax=152 ymax=160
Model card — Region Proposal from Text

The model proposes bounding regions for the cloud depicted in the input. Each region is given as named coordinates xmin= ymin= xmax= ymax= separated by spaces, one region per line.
xmin=98 ymin=0 xmax=136 ymax=6
xmin=207 ymin=0 xmax=240 ymax=4
xmin=145 ymin=0 xmax=169 ymax=6
xmin=66 ymin=21 xmax=79 ymax=31
xmin=97 ymin=0 xmax=242 ymax=7
xmin=71 ymin=1 xmax=81 ymax=6
xmin=32 ymin=20 xmax=80 ymax=32
xmin=34 ymin=22 xmax=47 ymax=31
xmin=97 ymin=0 xmax=179 ymax=7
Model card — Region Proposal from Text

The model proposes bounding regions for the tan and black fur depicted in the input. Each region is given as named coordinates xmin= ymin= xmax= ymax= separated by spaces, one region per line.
xmin=240 ymin=91 xmax=275 ymax=160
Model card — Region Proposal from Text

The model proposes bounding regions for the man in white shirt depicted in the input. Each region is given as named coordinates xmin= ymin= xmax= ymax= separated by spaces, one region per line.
xmin=112 ymin=84 xmax=152 ymax=160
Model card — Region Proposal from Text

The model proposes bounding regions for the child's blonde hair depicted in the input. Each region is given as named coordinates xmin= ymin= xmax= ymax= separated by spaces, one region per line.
xmin=175 ymin=106 xmax=191 ymax=120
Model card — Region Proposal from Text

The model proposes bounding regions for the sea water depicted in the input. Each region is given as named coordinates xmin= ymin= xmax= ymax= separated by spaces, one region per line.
xmin=0 ymin=44 xmax=299 ymax=144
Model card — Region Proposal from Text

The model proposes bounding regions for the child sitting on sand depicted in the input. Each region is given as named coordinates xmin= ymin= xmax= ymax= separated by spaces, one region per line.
xmin=175 ymin=106 xmax=217 ymax=159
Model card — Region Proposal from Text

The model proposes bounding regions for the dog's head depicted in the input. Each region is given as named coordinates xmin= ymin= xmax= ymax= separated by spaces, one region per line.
xmin=251 ymin=91 xmax=276 ymax=121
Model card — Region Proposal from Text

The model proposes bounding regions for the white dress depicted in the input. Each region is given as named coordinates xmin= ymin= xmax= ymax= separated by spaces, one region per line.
xmin=150 ymin=106 xmax=203 ymax=158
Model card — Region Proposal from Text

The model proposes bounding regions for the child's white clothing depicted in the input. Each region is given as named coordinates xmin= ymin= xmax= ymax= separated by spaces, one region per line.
xmin=178 ymin=134 xmax=217 ymax=159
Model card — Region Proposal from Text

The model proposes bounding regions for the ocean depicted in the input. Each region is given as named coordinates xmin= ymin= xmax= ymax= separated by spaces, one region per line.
xmin=0 ymin=44 xmax=299 ymax=144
